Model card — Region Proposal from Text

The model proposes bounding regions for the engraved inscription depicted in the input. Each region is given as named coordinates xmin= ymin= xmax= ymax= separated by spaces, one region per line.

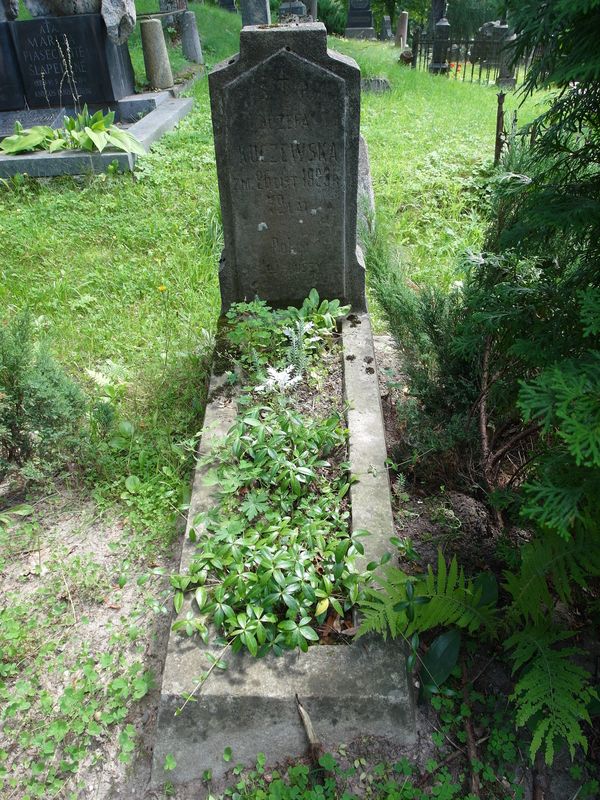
xmin=224 ymin=49 xmax=347 ymax=303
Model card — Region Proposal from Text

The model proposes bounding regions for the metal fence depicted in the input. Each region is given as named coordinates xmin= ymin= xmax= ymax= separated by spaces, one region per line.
xmin=412 ymin=29 xmax=534 ymax=88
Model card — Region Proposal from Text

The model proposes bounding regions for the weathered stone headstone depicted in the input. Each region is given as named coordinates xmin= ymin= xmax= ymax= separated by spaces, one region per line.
xmin=0 ymin=21 xmax=24 ymax=110
xmin=218 ymin=0 xmax=237 ymax=13
xmin=394 ymin=9 xmax=407 ymax=47
xmin=345 ymin=0 xmax=375 ymax=39
xmin=378 ymin=14 xmax=392 ymax=40
xmin=308 ymin=0 xmax=316 ymax=20
xmin=10 ymin=14 xmax=135 ymax=108
xmin=278 ymin=0 xmax=306 ymax=19
xmin=361 ymin=76 xmax=390 ymax=93
xmin=209 ymin=22 xmax=366 ymax=310
xmin=140 ymin=17 xmax=173 ymax=89
xmin=239 ymin=0 xmax=270 ymax=26
xmin=181 ymin=10 xmax=203 ymax=63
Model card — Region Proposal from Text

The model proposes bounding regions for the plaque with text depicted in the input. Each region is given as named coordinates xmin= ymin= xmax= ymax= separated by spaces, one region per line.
xmin=11 ymin=14 xmax=134 ymax=109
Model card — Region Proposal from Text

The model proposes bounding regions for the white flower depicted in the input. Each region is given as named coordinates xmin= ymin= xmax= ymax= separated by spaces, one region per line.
xmin=255 ymin=365 xmax=302 ymax=393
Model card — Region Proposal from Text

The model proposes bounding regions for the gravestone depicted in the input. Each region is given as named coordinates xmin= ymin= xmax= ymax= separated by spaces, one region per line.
xmin=11 ymin=14 xmax=134 ymax=108
xmin=394 ymin=9 xmax=407 ymax=47
xmin=278 ymin=0 xmax=306 ymax=19
xmin=378 ymin=14 xmax=392 ymax=40
xmin=218 ymin=0 xmax=237 ymax=12
xmin=181 ymin=9 xmax=203 ymax=63
xmin=345 ymin=0 xmax=375 ymax=39
xmin=0 ymin=21 xmax=24 ymax=110
xmin=239 ymin=0 xmax=270 ymax=26
xmin=209 ymin=22 xmax=366 ymax=310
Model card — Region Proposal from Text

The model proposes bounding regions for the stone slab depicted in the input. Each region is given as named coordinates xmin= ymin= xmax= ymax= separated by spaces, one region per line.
xmin=0 ymin=95 xmax=192 ymax=176
xmin=239 ymin=0 xmax=270 ymax=26
xmin=209 ymin=22 xmax=365 ymax=311
xmin=10 ymin=14 xmax=134 ymax=108
xmin=150 ymin=314 xmax=413 ymax=789
xmin=0 ymin=107 xmax=65 ymax=138
xmin=0 ymin=21 xmax=23 ymax=110
xmin=116 ymin=89 xmax=171 ymax=122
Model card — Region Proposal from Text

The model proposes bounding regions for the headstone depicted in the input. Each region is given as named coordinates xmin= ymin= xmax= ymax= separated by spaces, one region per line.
xmin=429 ymin=15 xmax=450 ymax=73
xmin=345 ymin=0 xmax=375 ymax=39
xmin=140 ymin=18 xmax=174 ymax=89
xmin=378 ymin=15 xmax=392 ymax=40
xmin=218 ymin=0 xmax=237 ymax=13
xmin=181 ymin=10 xmax=203 ymax=64
xmin=0 ymin=106 xmax=64 ymax=138
xmin=496 ymin=30 xmax=516 ymax=88
xmin=209 ymin=22 xmax=366 ymax=311
xmin=0 ymin=21 xmax=24 ymax=110
xmin=278 ymin=0 xmax=306 ymax=19
xmin=361 ymin=76 xmax=390 ymax=93
xmin=394 ymin=9 xmax=407 ymax=47
xmin=239 ymin=0 xmax=270 ymax=26
xmin=10 ymin=14 xmax=135 ymax=109
xmin=308 ymin=0 xmax=317 ymax=19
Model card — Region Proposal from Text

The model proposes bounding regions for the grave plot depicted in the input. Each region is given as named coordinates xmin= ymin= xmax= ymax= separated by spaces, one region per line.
xmin=151 ymin=22 xmax=415 ymax=790
xmin=0 ymin=9 xmax=197 ymax=177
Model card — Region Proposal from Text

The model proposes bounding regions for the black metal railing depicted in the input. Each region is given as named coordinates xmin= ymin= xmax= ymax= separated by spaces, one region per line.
xmin=411 ymin=28 xmax=535 ymax=88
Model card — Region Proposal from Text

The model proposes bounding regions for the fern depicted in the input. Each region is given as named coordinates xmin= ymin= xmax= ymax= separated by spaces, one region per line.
xmin=506 ymin=626 xmax=597 ymax=765
xmin=357 ymin=551 xmax=496 ymax=641
xmin=504 ymin=530 xmax=600 ymax=624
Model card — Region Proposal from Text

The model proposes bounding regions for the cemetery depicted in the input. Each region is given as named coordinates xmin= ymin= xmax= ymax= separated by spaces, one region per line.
xmin=1 ymin=1 xmax=599 ymax=799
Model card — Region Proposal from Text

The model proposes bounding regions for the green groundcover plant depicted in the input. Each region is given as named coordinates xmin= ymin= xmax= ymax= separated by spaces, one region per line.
xmin=0 ymin=106 xmax=145 ymax=157
xmin=170 ymin=292 xmax=375 ymax=657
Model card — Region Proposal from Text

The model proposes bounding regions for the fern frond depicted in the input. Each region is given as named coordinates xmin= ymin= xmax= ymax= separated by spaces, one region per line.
xmin=503 ymin=530 xmax=600 ymax=623
xmin=506 ymin=626 xmax=597 ymax=764
xmin=357 ymin=552 xmax=496 ymax=641
xmin=409 ymin=551 xmax=496 ymax=636
xmin=356 ymin=568 xmax=410 ymax=640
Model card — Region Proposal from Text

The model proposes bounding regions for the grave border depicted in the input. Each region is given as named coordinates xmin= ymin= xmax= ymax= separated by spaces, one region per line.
xmin=0 ymin=94 xmax=193 ymax=178
xmin=149 ymin=311 xmax=415 ymax=790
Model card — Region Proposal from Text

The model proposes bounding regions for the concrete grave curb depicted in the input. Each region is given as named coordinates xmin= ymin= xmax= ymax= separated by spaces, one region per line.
xmin=150 ymin=313 xmax=415 ymax=790
xmin=0 ymin=94 xmax=193 ymax=178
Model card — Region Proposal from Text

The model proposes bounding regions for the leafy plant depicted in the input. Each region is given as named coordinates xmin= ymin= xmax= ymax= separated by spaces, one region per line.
xmin=171 ymin=294 xmax=371 ymax=656
xmin=0 ymin=311 xmax=85 ymax=482
xmin=0 ymin=105 xmax=145 ymax=157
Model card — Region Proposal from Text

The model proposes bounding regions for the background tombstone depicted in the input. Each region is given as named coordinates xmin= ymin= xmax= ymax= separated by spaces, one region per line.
xmin=429 ymin=15 xmax=450 ymax=73
xmin=0 ymin=21 xmax=24 ymax=110
xmin=394 ymin=9 xmax=407 ymax=47
xmin=10 ymin=14 xmax=135 ymax=108
xmin=218 ymin=0 xmax=237 ymax=12
xmin=239 ymin=0 xmax=270 ymax=26
xmin=344 ymin=0 xmax=375 ymax=39
xmin=278 ymin=0 xmax=306 ymax=19
xmin=181 ymin=9 xmax=203 ymax=63
xmin=379 ymin=15 xmax=392 ymax=40
xmin=209 ymin=22 xmax=366 ymax=310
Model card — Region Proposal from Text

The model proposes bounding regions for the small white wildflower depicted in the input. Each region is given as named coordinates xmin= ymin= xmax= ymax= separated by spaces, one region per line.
xmin=451 ymin=280 xmax=464 ymax=292
xmin=255 ymin=365 xmax=302 ymax=393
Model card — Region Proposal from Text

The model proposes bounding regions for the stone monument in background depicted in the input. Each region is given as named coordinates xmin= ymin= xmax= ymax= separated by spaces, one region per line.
xmin=209 ymin=22 xmax=366 ymax=310
xmin=344 ymin=0 xmax=375 ymax=39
